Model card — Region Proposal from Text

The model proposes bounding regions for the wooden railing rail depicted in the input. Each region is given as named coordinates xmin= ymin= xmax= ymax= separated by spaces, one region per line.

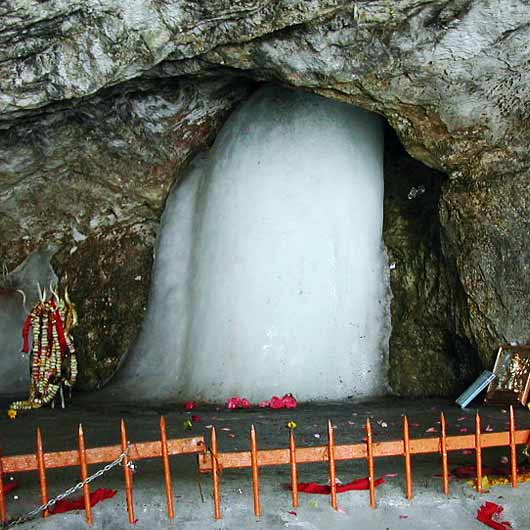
xmin=197 ymin=406 xmax=530 ymax=519
xmin=0 ymin=417 xmax=205 ymax=525
xmin=1 ymin=406 xmax=528 ymax=525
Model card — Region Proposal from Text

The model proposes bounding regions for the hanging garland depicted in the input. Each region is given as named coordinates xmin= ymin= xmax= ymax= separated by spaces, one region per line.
xmin=9 ymin=286 xmax=78 ymax=415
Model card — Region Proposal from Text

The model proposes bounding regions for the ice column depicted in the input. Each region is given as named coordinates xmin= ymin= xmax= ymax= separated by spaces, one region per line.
xmin=122 ymin=86 xmax=390 ymax=402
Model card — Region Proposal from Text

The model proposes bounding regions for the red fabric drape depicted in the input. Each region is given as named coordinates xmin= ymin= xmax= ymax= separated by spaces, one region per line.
xmin=3 ymin=481 xmax=18 ymax=495
xmin=49 ymin=488 xmax=116 ymax=514
xmin=476 ymin=502 xmax=512 ymax=530
xmin=21 ymin=316 xmax=32 ymax=353
xmin=287 ymin=477 xmax=385 ymax=494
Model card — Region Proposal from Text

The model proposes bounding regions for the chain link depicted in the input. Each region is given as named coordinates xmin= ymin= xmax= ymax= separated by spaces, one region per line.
xmin=4 ymin=444 xmax=132 ymax=528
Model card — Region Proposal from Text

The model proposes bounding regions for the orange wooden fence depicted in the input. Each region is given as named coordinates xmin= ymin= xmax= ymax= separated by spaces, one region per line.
xmin=197 ymin=406 xmax=529 ymax=518
xmin=0 ymin=417 xmax=205 ymax=526
xmin=0 ymin=407 xmax=528 ymax=525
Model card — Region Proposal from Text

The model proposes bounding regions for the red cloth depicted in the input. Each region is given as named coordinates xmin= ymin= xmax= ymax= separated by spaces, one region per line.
xmin=52 ymin=308 xmax=69 ymax=355
xmin=451 ymin=465 xmax=500 ymax=478
xmin=49 ymin=488 xmax=116 ymax=514
xmin=476 ymin=502 xmax=512 ymax=530
xmin=288 ymin=477 xmax=385 ymax=494
xmin=3 ymin=481 xmax=18 ymax=494
xmin=21 ymin=315 xmax=32 ymax=353
xmin=451 ymin=464 xmax=530 ymax=479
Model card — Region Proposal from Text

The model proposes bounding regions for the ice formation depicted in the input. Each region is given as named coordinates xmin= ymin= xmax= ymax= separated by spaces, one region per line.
xmin=120 ymin=86 xmax=390 ymax=402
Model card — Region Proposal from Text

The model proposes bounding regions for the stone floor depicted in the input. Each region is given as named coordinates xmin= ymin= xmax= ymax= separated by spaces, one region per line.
xmin=0 ymin=395 xmax=529 ymax=529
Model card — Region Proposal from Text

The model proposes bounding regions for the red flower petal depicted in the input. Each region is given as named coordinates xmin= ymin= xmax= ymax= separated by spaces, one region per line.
xmin=476 ymin=501 xmax=512 ymax=530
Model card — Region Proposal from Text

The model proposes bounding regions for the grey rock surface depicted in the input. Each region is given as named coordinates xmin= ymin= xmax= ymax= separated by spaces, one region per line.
xmin=0 ymin=0 xmax=528 ymax=394
xmin=0 ymin=77 xmax=253 ymax=388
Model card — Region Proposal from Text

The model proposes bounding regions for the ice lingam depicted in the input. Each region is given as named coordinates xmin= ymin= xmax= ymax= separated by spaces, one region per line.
xmin=121 ymin=86 xmax=391 ymax=402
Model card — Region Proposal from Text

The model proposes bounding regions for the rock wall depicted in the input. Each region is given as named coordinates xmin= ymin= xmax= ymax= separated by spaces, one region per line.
xmin=1 ymin=0 xmax=529 ymax=395
xmin=0 ymin=77 xmax=253 ymax=389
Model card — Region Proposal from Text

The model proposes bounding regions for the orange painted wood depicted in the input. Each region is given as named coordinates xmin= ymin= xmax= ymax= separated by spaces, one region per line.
xmin=160 ymin=416 xmax=175 ymax=519
xmin=509 ymin=406 xmax=517 ymax=488
xmin=366 ymin=418 xmax=376 ymax=508
xmin=440 ymin=412 xmax=449 ymax=495
xmin=327 ymin=420 xmax=338 ymax=510
xmin=289 ymin=429 xmax=299 ymax=508
xmin=475 ymin=413 xmax=483 ymax=493
xmin=198 ymin=430 xmax=530 ymax=472
xmin=250 ymin=426 xmax=261 ymax=517
xmin=211 ymin=427 xmax=222 ymax=520
xmin=120 ymin=419 xmax=136 ymax=524
xmin=403 ymin=416 xmax=413 ymax=500
xmin=0 ymin=449 xmax=7 ymax=524
xmin=3 ymin=426 xmax=529 ymax=477
xmin=36 ymin=428 xmax=49 ymax=518
xmin=78 ymin=424 xmax=93 ymax=524
xmin=3 ymin=436 xmax=205 ymax=474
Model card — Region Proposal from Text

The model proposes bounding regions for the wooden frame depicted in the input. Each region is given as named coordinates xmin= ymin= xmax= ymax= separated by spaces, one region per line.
xmin=485 ymin=345 xmax=530 ymax=406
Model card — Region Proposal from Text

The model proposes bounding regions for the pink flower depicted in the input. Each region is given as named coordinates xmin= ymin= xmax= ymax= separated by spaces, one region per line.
xmin=226 ymin=397 xmax=252 ymax=409
xmin=270 ymin=396 xmax=285 ymax=409
xmin=185 ymin=401 xmax=196 ymax=410
xmin=282 ymin=394 xmax=298 ymax=408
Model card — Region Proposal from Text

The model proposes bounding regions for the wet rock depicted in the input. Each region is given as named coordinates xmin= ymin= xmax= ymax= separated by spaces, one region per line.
xmin=0 ymin=77 xmax=252 ymax=389
xmin=384 ymin=128 xmax=481 ymax=396
xmin=62 ymin=223 xmax=155 ymax=390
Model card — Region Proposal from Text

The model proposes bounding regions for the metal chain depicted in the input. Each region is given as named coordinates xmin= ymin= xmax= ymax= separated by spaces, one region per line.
xmin=5 ymin=443 xmax=132 ymax=528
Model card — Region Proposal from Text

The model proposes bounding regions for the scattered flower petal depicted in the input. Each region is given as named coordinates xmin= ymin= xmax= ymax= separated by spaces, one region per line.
xmin=185 ymin=401 xmax=196 ymax=410
xmin=191 ymin=415 xmax=201 ymax=423
xmin=227 ymin=396 xmax=252 ymax=409
xmin=425 ymin=427 xmax=437 ymax=433
xmin=259 ymin=394 xmax=298 ymax=409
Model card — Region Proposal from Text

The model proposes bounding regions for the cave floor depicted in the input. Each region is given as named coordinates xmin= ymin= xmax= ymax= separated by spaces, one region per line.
xmin=0 ymin=396 xmax=529 ymax=529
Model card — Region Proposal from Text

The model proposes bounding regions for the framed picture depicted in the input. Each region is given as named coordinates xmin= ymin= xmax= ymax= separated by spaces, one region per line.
xmin=484 ymin=345 xmax=530 ymax=406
